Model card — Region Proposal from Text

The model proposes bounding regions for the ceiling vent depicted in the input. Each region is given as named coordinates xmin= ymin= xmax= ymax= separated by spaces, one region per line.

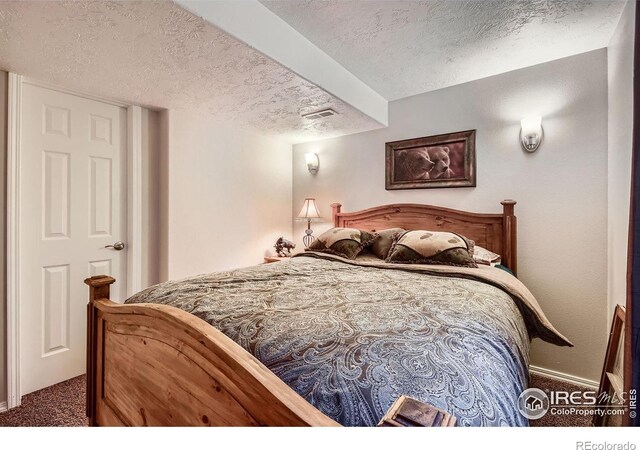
xmin=302 ymin=108 xmax=338 ymax=120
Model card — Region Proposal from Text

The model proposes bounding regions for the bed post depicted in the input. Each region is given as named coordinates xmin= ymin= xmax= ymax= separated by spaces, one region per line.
xmin=330 ymin=203 xmax=342 ymax=227
xmin=84 ymin=275 xmax=115 ymax=426
xmin=501 ymin=200 xmax=517 ymax=275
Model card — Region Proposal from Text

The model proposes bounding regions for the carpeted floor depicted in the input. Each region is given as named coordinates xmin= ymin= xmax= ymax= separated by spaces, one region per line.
xmin=0 ymin=373 xmax=593 ymax=427
xmin=0 ymin=375 xmax=87 ymax=427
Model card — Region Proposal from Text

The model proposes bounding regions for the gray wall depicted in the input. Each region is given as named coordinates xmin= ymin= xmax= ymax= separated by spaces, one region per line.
xmin=166 ymin=109 xmax=293 ymax=279
xmin=607 ymin=0 xmax=635 ymax=321
xmin=292 ymin=50 xmax=609 ymax=382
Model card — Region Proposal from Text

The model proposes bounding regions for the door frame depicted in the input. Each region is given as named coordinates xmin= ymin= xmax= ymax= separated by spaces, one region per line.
xmin=5 ymin=73 xmax=144 ymax=408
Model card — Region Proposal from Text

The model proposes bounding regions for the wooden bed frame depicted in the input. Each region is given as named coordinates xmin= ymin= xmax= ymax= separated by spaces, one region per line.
xmin=84 ymin=200 xmax=517 ymax=426
xmin=332 ymin=200 xmax=517 ymax=273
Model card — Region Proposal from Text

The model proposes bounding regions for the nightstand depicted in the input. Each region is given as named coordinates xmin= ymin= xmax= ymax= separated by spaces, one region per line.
xmin=263 ymin=256 xmax=290 ymax=264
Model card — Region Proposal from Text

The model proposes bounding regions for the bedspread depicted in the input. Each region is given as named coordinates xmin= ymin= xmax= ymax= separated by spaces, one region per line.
xmin=126 ymin=252 xmax=570 ymax=426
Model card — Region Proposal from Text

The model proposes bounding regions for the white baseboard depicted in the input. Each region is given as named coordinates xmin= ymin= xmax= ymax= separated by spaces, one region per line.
xmin=530 ymin=365 xmax=599 ymax=390
xmin=0 ymin=401 xmax=7 ymax=413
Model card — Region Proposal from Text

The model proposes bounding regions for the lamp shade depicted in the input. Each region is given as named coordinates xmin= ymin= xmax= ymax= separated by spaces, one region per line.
xmin=520 ymin=115 xmax=543 ymax=152
xmin=304 ymin=153 xmax=319 ymax=174
xmin=520 ymin=116 xmax=541 ymax=136
xmin=297 ymin=198 xmax=321 ymax=220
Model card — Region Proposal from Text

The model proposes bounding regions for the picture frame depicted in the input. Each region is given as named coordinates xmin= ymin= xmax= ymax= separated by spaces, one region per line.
xmin=593 ymin=304 xmax=626 ymax=427
xmin=385 ymin=130 xmax=476 ymax=190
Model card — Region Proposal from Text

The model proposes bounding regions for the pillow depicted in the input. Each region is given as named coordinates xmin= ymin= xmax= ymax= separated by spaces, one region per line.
xmin=369 ymin=228 xmax=405 ymax=259
xmin=473 ymin=246 xmax=502 ymax=266
xmin=307 ymin=227 xmax=378 ymax=259
xmin=385 ymin=230 xmax=477 ymax=268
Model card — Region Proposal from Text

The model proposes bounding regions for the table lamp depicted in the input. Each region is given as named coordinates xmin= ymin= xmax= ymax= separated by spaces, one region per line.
xmin=296 ymin=198 xmax=322 ymax=247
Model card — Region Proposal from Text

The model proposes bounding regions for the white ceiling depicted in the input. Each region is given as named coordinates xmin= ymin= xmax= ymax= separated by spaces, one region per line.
xmin=176 ymin=0 xmax=389 ymax=126
xmin=262 ymin=0 xmax=627 ymax=101
xmin=0 ymin=0 xmax=382 ymax=143
xmin=0 ymin=1 xmax=628 ymax=143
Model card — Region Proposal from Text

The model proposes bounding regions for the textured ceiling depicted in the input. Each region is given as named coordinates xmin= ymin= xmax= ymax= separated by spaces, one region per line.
xmin=0 ymin=1 xmax=627 ymax=141
xmin=0 ymin=1 xmax=382 ymax=143
xmin=262 ymin=0 xmax=626 ymax=100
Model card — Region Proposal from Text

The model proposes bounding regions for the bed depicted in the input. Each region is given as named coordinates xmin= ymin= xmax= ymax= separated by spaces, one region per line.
xmin=84 ymin=200 xmax=571 ymax=426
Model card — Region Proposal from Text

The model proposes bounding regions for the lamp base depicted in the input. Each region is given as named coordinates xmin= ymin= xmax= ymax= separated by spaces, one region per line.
xmin=303 ymin=221 xmax=315 ymax=247
xmin=303 ymin=234 xmax=315 ymax=247
xmin=519 ymin=126 xmax=544 ymax=153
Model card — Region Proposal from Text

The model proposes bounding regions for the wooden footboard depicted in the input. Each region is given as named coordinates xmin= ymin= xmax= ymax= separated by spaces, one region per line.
xmin=84 ymin=276 xmax=339 ymax=426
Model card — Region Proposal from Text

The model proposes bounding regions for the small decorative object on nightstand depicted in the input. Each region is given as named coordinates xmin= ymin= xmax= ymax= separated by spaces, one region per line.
xmin=263 ymin=256 xmax=288 ymax=264
xmin=274 ymin=237 xmax=296 ymax=257
xmin=296 ymin=198 xmax=322 ymax=247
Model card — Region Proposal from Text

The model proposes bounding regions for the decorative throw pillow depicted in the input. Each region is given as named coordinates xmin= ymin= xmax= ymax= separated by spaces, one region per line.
xmin=307 ymin=228 xmax=379 ymax=259
xmin=385 ymin=230 xmax=477 ymax=268
xmin=473 ymin=246 xmax=502 ymax=266
xmin=370 ymin=228 xmax=405 ymax=259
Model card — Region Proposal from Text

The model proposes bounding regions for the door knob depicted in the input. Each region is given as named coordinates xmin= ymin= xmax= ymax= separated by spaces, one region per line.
xmin=104 ymin=241 xmax=125 ymax=251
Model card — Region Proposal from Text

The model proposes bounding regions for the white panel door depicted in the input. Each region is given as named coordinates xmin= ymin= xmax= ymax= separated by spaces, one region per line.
xmin=20 ymin=84 xmax=127 ymax=395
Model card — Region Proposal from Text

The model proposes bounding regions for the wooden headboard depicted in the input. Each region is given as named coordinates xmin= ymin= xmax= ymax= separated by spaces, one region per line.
xmin=331 ymin=200 xmax=517 ymax=273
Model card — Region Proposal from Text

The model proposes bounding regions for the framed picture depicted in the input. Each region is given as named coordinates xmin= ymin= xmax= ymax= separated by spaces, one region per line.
xmin=385 ymin=130 xmax=476 ymax=190
xmin=594 ymin=305 xmax=626 ymax=427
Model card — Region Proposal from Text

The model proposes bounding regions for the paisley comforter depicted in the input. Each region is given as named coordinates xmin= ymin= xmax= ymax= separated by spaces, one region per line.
xmin=126 ymin=252 xmax=571 ymax=427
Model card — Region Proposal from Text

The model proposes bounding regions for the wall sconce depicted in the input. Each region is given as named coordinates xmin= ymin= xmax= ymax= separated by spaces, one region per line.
xmin=520 ymin=116 xmax=543 ymax=153
xmin=305 ymin=152 xmax=319 ymax=174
